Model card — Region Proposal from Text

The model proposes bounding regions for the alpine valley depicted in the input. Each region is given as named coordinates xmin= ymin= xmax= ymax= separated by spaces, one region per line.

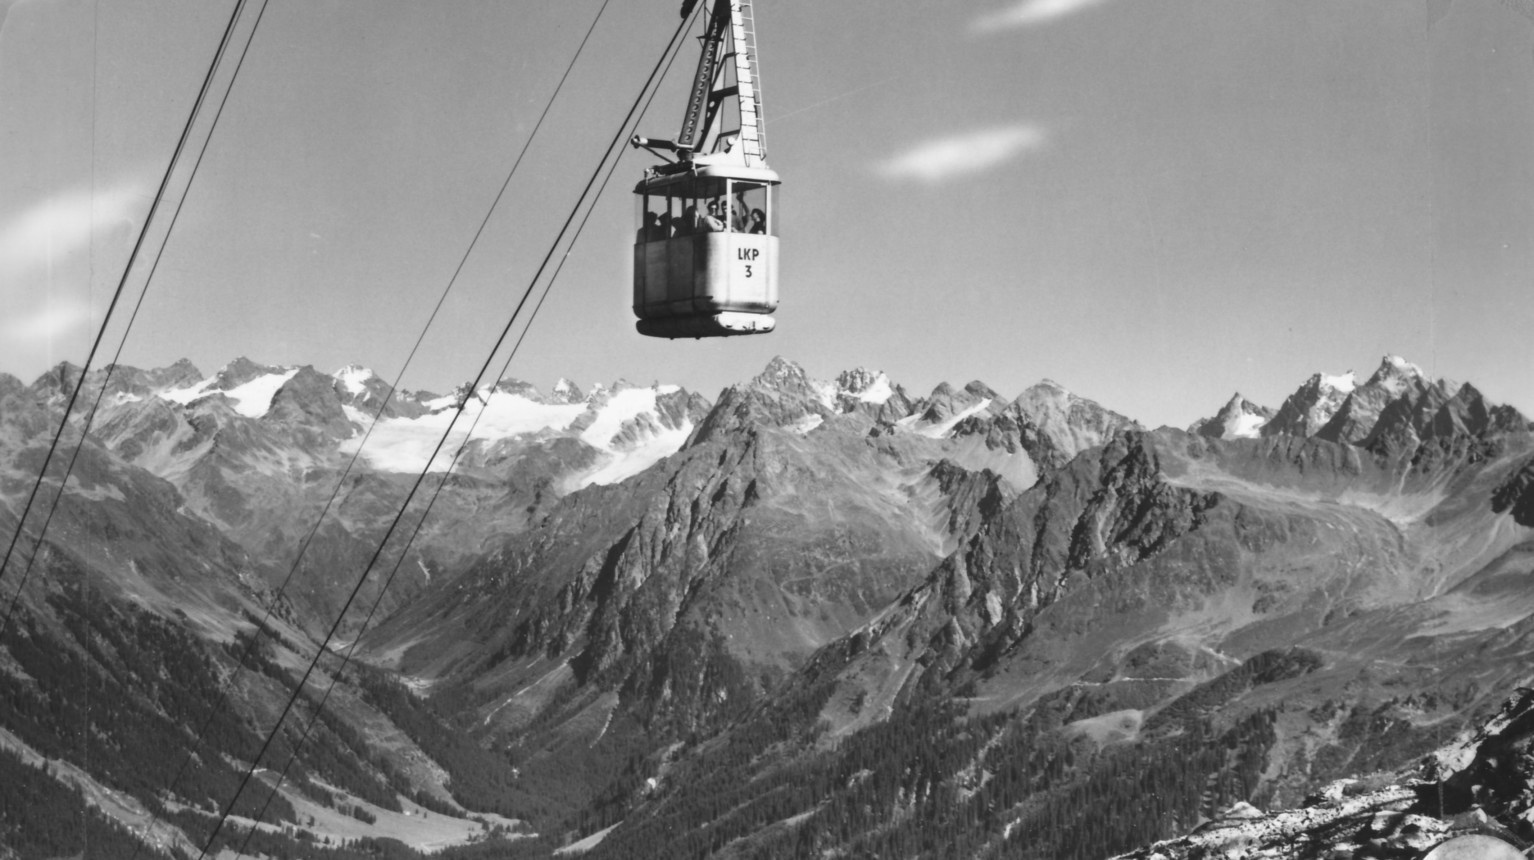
xmin=2 ymin=354 xmax=1533 ymax=860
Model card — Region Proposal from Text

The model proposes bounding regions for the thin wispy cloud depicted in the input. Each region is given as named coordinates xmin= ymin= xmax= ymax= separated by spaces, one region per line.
xmin=0 ymin=183 xmax=141 ymax=279
xmin=876 ymin=125 xmax=1047 ymax=184
xmin=970 ymin=0 xmax=1112 ymax=34
xmin=1 ymin=296 xmax=91 ymax=343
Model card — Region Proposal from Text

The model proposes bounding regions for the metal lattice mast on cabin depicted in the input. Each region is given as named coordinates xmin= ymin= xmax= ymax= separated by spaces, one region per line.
xmin=732 ymin=1 xmax=766 ymax=165
xmin=664 ymin=0 xmax=768 ymax=168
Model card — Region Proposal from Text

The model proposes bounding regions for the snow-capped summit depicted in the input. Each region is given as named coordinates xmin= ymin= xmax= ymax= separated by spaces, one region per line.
xmin=1191 ymin=393 xmax=1273 ymax=440
xmin=1364 ymin=354 xmax=1426 ymax=396
xmin=1319 ymin=370 xmax=1357 ymax=395
xmin=1262 ymin=369 xmax=1358 ymax=438
xmin=159 ymin=359 xmax=298 ymax=419
xmin=551 ymin=377 xmax=584 ymax=404
xmin=333 ymin=364 xmax=377 ymax=397
xmin=834 ymin=368 xmax=894 ymax=405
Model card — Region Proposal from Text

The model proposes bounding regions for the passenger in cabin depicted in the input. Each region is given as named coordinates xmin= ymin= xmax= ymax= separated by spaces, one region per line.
xmin=639 ymin=211 xmax=663 ymax=242
xmin=748 ymin=208 xmax=766 ymax=234
xmin=689 ymin=201 xmax=725 ymax=233
xmin=731 ymin=193 xmax=752 ymax=232
xmin=658 ymin=212 xmax=674 ymax=238
xmin=675 ymin=204 xmax=697 ymax=236
xmin=703 ymin=200 xmax=727 ymax=232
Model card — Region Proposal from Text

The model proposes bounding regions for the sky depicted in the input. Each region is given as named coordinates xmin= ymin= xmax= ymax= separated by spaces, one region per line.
xmin=2 ymin=0 xmax=1531 ymax=429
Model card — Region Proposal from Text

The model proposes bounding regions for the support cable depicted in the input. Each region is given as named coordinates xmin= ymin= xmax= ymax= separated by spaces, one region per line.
xmin=0 ymin=0 xmax=254 ymax=622
xmin=196 ymin=6 xmax=697 ymax=856
xmin=237 ymin=17 xmax=696 ymax=843
xmin=130 ymin=2 xmax=618 ymax=856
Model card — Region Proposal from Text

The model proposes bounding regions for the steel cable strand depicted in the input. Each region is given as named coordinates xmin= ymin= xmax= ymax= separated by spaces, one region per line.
xmin=233 ymin=17 xmax=699 ymax=841
xmin=0 ymin=0 xmax=283 ymax=648
xmin=130 ymin=4 xmax=617 ymax=856
xmin=0 ymin=0 xmax=254 ymax=610
xmin=196 ymin=10 xmax=698 ymax=857
xmin=2 ymin=0 xmax=280 ymax=642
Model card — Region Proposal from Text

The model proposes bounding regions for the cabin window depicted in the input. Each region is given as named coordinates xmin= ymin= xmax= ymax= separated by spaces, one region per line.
xmin=638 ymin=192 xmax=682 ymax=243
xmin=727 ymin=181 xmax=773 ymax=236
xmin=636 ymin=176 xmax=776 ymax=242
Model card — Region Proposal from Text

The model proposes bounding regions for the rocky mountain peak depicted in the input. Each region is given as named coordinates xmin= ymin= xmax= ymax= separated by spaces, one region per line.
xmin=491 ymin=377 xmax=542 ymax=399
xmin=149 ymin=358 xmax=204 ymax=389
xmin=27 ymin=361 xmax=84 ymax=398
xmin=687 ymin=358 xmax=833 ymax=445
xmin=1191 ymin=393 xmax=1274 ymax=440
xmin=0 ymin=372 xmax=23 ymax=401
xmin=1007 ymin=380 xmax=1140 ymax=469
xmin=332 ymin=364 xmax=376 ymax=393
xmin=1262 ymin=368 xmax=1359 ymax=437
xmin=919 ymin=380 xmax=998 ymax=425
xmin=753 ymin=356 xmax=813 ymax=390
xmin=267 ymin=365 xmax=355 ymax=443
xmin=213 ymin=356 xmax=284 ymax=391
xmin=551 ymin=377 xmax=584 ymax=404
xmin=834 ymin=367 xmax=888 ymax=400
xmin=1365 ymin=353 xmax=1427 ymax=395
xmin=964 ymin=379 xmax=1000 ymax=400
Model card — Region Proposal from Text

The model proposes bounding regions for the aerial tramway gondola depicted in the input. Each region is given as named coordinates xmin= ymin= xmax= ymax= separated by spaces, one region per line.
xmin=630 ymin=0 xmax=781 ymax=339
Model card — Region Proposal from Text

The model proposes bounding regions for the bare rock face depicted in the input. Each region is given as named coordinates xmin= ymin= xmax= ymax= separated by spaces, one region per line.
xmin=1264 ymin=369 xmax=1358 ymax=437
xmin=1435 ymin=689 xmax=1534 ymax=829
xmin=1492 ymin=459 xmax=1534 ymax=527
xmin=266 ymin=365 xmax=357 ymax=446
xmin=1010 ymin=379 xmax=1142 ymax=469
xmin=834 ymin=367 xmax=918 ymax=423
xmin=686 ymin=356 xmax=835 ymax=445
xmin=918 ymin=380 xmax=1001 ymax=426
xmin=7 ymin=352 xmax=1534 ymax=860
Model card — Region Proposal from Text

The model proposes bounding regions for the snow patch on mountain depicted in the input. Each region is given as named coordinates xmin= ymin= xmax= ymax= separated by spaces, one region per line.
xmin=159 ymin=367 xmax=299 ymax=418
xmin=341 ymin=405 xmax=376 ymax=434
xmin=340 ymin=382 xmax=695 ymax=478
xmin=1369 ymin=354 xmax=1426 ymax=395
xmin=223 ymin=369 xmax=300 ymax=417
xmin=572 ymin=422 xmax=693 ymax=489
xmin=1193 ymin=394 xmax=1273 ymax=439
xmin=790 ymin=414 xmax=824 ymax=435
xmin=157 ymin=377 xmax=215 ymax=407
xmin=334 ymin=364 xmax=376 ymax=397
xmin=552 ymin=378 xmax=583 ymax=404
xmin=343 ymin=390 xmax=586 ymax=472
xmin=458 ymin=391 xmax=588 ymax=436
xmin=917 ymin=398 xmax=993 ymax=438
xmin=579 ymin=386 xmax=677 ymax=449
xmin=1321 ymin=371 xmax=1357 ymax=394
xmin=835 ymin=368 xmax=894 ymax=405
xmin=1226 ymin=410 xmax=1266 ymax=439
xmin=854 ymin=374 xmax=893 ymax=404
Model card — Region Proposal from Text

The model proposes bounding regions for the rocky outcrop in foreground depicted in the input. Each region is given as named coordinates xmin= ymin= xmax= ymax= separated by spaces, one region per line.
xmin=1115 ymin=690 xmax=1534 ymax=860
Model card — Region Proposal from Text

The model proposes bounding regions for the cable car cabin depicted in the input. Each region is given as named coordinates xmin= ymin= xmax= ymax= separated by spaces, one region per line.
xmin=631 ymin=0 xmax=780 ymax=338
xmin=633 ymin=163 xmax=779 ymax=338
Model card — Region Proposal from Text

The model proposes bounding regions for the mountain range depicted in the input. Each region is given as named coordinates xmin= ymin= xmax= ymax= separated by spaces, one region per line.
xmin=0 ymin=353 xmax=1531 ymax=859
